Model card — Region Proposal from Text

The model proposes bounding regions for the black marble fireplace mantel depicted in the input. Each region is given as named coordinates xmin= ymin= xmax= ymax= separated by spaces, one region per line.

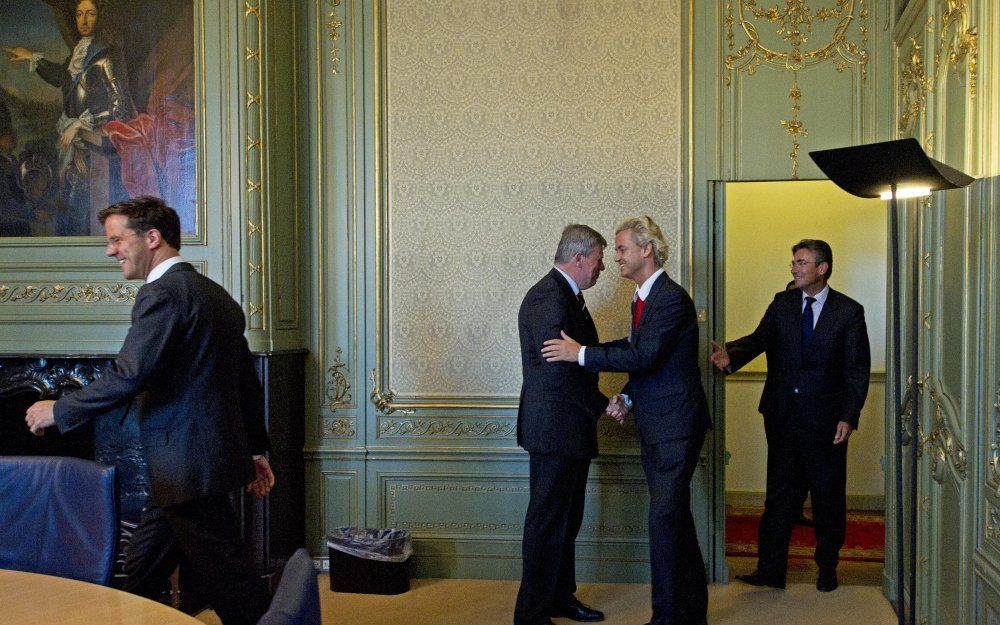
xmin=0 ymin=350 xmax=306 ymax=585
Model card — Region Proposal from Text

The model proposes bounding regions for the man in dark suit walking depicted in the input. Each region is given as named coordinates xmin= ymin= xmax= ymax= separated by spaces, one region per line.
xmin=26 ymin=196 xmax=273 ymax=625
xmin=514 ymin=224 xmax=615 ymax=625
xmin=710 ymin=239 xmax=870 ymax=593
xmin=542 ymin=216 xmax=712 ymax=625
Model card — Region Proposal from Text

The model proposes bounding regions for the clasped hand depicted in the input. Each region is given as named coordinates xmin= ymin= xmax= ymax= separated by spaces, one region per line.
xmin=606 ymin=394 xmax=629 ymax=424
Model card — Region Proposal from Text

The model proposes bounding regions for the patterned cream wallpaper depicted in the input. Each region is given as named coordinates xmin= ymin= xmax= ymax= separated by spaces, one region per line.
xmin=385 ymin=0 xmax=683 ymax=398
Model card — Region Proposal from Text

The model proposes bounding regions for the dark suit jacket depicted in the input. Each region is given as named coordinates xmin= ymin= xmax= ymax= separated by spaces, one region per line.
xmin=517 ymin=269 xmax=608 ymax=459
xmin=725 ymin=287 xmax=871 ymax=436
xmin=584 ymin=272 xmax=711 ymax=445
xmin=54 ymin=262 xmax=268 ymax=507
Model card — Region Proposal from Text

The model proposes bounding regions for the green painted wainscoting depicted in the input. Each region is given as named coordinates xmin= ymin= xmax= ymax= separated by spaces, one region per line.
xmin=889 ymin=2 xmax=1000 ymax=625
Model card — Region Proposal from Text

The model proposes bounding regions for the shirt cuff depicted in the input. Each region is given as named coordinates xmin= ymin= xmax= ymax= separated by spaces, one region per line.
xmin=621 ymin=394 xmax=632 ymax=409
xmin=577 ymin=346 xmax=586 ymax=366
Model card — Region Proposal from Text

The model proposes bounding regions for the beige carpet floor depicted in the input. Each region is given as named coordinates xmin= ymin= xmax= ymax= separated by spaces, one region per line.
xmin=197 ymin=559 xmax=894 ymax=625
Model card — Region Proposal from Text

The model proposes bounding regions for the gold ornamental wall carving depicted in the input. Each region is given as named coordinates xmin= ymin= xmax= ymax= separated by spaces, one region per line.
xmin=898 ymin=34 xmax=930 ymax=135
xmin=378 ymin=418 xmax=516 ymax=439
xmin=988 ymin=502 xmax=1000 ymax=540
xmin=991 ymin=384 xmax=999 ymax=496
xmin=0 ymin=282 xmax=138 ymax=304
xmin=896 ymin=3 xmax=977 ymax=137
xmin=933 ymin=0 xmax=977 ymax=99
xmin=918 ymin=382 xmax=968 ymax=483
xmin=327 ymin=0 xmax=342 ymax=74
xmin=597 ymin=417 xmax=636 ymax=441
xmin=322 ymin=417 xmax=357 ymax=438
xmin=244 ymin=0 xmax=265 ymax=329
xmin=725 ymin=0 xmax=869 ymax=178
xmin=324 ymin=347 xmax=353 ymax=412
xmin=369 ymin=368 xmax=413 ymax=416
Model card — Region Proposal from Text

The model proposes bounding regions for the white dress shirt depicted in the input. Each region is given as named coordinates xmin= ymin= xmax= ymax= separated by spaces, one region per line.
xmin=146 ymin=255 xmax=185 ymax=284
xmin=802 ymin=284 xmax=830 ymax=329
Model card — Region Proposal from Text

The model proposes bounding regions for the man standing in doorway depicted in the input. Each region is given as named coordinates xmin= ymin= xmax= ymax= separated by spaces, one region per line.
xmin=514 ymin=224 xmax=614 ymax=625
xmin=542 ymin=216 xmax=711 ymax=625
xmin=26 ymin=196 xmax=273 ymax=625
xmin=710 ymin=239 xmax=871 ymax=592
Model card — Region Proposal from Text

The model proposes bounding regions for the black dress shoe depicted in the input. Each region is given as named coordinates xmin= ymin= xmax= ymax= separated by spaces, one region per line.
xmin=816 ymin=569 xmax=839 ymax=592
xmin=735 ymin=570 xmax=786 ymax=589
xmin=552 ymin=596 xmax=605 ymax=622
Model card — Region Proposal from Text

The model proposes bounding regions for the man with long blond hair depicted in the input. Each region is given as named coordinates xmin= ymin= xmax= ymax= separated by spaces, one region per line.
xmin=543 ymin=216 xmax=711 ymax=625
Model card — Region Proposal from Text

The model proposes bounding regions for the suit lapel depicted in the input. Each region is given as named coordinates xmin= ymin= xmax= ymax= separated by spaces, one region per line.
xmin=782 ymin=291 xmax=805 ymax=363
xmin=810 ymin=288 xmax=839 ymax=346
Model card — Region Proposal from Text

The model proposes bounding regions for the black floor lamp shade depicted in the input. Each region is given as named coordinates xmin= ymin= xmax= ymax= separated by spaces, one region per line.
xmin=810 ymin=138 xmax=974 ymax=198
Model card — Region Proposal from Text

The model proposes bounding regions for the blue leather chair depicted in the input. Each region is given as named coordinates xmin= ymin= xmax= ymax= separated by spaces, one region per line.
xmin=258 ymin=548 xmax=321 ymax=625
xmin=0 ymin=456 xmax=117 ymax=585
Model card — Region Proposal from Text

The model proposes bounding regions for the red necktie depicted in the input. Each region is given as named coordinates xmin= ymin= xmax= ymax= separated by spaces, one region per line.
xmin=633 ymin=296 xmax=645 ymax=331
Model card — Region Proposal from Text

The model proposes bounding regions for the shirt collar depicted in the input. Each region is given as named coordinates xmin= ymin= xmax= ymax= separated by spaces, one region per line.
xmin=802 ymin=284 xmax=830 ymax=305
xmin=554 ymin=266 xmax=580 ymax=296
xmin=635 ymin=268 xmax=664 ymax=301
xmin=146 ymin=255 xmax=184 ymax=284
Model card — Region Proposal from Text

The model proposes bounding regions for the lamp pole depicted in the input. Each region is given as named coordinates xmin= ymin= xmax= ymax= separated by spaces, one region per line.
xmin=889 ymin=183 xmax=906 ymax=625
xmin=908 ymin=193 xmax=919 ymax=625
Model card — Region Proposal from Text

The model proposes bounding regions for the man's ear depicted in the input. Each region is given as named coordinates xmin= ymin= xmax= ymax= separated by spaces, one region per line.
xmin=145 ymin=228 xmax=163 ymax=249
xmin=818 ymin=261 xmax=830 ymax=278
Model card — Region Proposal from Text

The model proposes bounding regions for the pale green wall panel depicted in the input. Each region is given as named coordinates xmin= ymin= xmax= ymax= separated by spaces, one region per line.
xmin=890 ymin=2 xmax=998 ymax=623
xmin=721 ymin=0 xmax=879 ymax=181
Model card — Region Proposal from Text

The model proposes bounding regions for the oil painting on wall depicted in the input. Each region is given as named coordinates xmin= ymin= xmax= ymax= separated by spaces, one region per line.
xmin=0 ymin=0 xmax=195 ymax=237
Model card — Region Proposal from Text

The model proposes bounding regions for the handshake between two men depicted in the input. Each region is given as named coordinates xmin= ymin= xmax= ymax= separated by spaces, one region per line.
xmin=541 ymin=329 xmax=629 ymax=423
xmin=513 ymin=218 xmax=712 ymax=625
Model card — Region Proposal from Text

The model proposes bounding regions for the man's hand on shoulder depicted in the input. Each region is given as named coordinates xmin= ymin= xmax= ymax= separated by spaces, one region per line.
xmin=246 ymin=455 xmax=276 ymax=498
xmin=541 ymin=331 xmax=582 ymax=362
xmin=25 ymin=400 xmax=56 ymax=436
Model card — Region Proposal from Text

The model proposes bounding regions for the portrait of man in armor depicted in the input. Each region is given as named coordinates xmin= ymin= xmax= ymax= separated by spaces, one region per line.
xmin=0 ymin=0 xmax=195 ymax=237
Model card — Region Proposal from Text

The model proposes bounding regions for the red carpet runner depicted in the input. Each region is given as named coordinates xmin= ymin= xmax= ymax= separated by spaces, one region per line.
xmin=725 ymin=506 xmax=885 ymax=562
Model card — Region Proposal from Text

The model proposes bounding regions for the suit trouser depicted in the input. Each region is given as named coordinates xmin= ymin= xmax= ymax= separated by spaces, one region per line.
xmin=641 ymin=429 xmax=708 ymax=625
xmin=123 ymin=494 xmax=270 ymax=625
xmin=757 ymin=411 xmax=849 ymax=580
xmin=514 ymin=453 xmax=591 ymax=625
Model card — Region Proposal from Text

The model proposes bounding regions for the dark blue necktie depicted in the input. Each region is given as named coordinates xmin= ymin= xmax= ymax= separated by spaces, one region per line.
xmin=801 ymin=296 xmax=816 ymax=349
